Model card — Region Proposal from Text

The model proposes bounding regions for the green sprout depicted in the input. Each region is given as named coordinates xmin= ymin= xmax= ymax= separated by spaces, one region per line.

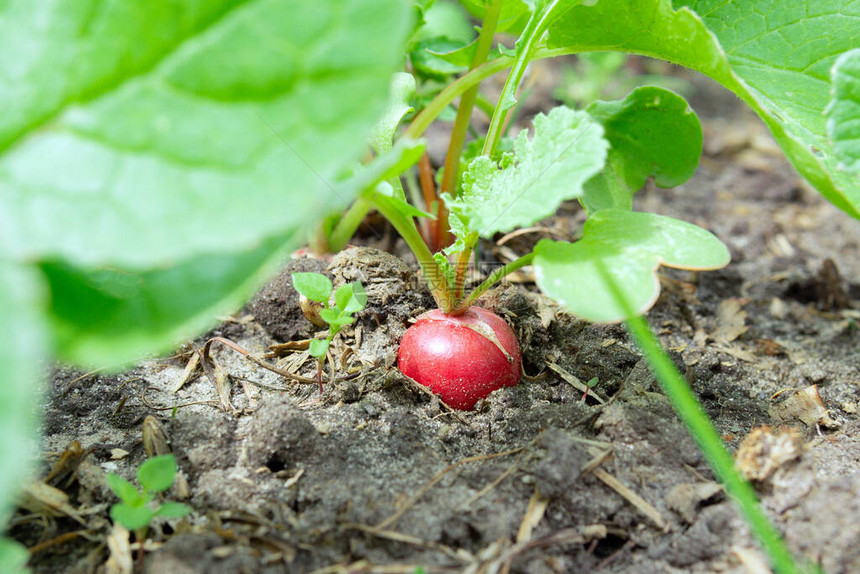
xmin=292 ymin=273 xmax=367 ymax=389
xmin=106 ymin=454 xmax=190 ymax=535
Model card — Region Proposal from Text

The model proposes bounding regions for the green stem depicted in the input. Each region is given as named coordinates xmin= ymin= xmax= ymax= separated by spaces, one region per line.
xmin=453 ymin=233 xmax=478 ymax=300
xmin=440 ymin=0 xmax=502 ymax=202
xmin=404 ymin=47 xmax=574 ymax=142
xmin=367 ymin=192 xmax=455 ymax=312
xmin=482 ymin=1 xmax=566 ymax=157
xmin=595 ymin=259 xmax=805 ymax=574
xmin=328 ymin=196 xmax=371 ymax=252
xmin=625 ymin=315 xmax=805 ymax=574
xmin=456 ymin=252 xmax=534 ymax=312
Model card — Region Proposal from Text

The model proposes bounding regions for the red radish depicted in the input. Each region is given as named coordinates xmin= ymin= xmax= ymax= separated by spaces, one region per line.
xmin=398 ymin=307 xmax=522 ymax=410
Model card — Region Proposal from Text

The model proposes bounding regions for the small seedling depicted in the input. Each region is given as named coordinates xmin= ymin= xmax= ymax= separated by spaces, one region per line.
xmin=292 ymin=273 xmax=367 ymax=391
xmin=106 ymin=454 xmax=190 ymax=536
xmin=582 ymin=376 xmax=599 ymax=402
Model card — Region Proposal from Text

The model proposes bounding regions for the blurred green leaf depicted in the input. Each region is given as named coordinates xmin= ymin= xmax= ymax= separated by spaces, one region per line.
xmin=828 ymin=48 xmax=860 ymax=175
xmin=137 ymin=454 xmax=177 ymax=493
xmin=0 ymin=261 xmax=47 ymax=525
xmin=293 ymin=273 xmax=334 ymax=305
xmin=583 ymin=86 xmax=702 ymax=212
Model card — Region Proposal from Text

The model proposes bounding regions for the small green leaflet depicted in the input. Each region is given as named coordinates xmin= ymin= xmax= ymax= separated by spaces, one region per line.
xmin=583 ymin=86 xmax=702 ymax=213
xmin=828 ymin=49 xmax=860 ymax=175
xmin=292 ymin=273 xmax=333 ymax=304
xmin=534 ymin=209 xmax=730 ymax=322
xmin=309 ymin=339 xmax=330 ymax=359
xmin=106 ymin=474 xmax=143 ymax=505
xmin=138 ymin=454 xmax=179 ymax=493
xmin=446 ymin=106 xmax=607 ymax=237
xmin=111 ymin=504 xmax=155 ymax=531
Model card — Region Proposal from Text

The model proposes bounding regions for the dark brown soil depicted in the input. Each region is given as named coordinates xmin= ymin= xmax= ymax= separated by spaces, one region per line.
xmin=12 ymin=64 xmax=860 ymax=574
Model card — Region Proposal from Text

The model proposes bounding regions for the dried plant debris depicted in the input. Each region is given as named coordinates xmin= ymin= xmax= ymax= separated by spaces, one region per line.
xmin=735 ymin=426 xmax=804 ymax=483
xmin=666 ymin=482 xmax=725 ymax=523
xmin=769 ymin=385 xmax=839 ymax=428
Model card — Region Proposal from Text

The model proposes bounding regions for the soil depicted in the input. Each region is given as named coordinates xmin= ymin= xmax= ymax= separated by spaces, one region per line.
xmin=11 ymin=62 xmax=860 ymax=573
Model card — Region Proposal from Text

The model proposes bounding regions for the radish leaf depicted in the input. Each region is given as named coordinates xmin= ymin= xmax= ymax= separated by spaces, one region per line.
xmin=548 ymin=0 xmax=860 ymax=219
xmin=446 ymin=106 xmax=607 ymax=237
xmin=828 ymin=49 xmax=860 ymax=175
xmin=534 ymin=209 xmax=730 ymax=322
xmin=583 ymin=86 xmax=702 ymax=213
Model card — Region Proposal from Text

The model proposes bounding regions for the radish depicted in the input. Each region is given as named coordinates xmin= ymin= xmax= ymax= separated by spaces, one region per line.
xmin=398 ymin=306 xmax=522 ymax=410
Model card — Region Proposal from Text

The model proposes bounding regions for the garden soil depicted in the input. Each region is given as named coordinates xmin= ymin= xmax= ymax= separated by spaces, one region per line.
xmin=13 ymin=65 xmax=860 ymax=573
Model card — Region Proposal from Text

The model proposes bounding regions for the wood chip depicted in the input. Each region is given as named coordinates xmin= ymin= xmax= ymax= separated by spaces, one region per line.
xmin=768 ymin=385 xmax=839 ymax=428
xmin=666 ymin=482 xmax=724 ymax=523
xmin=735 ymin=426 xmax=803 ymax=482
xmin=104 ymin=524 xmax=132 ymax=574
xmin=713 ymin=298 xmax=748 ymax=343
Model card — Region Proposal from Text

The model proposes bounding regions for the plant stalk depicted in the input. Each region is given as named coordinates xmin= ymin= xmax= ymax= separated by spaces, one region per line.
xmin=456 ymin=252 xmax=534 ymax=313
xmin=367 ymin=192 xmax=455 ymax=312
xmin=624 ymin=315 xmax=805 ymax=574
xmin=482 ymin=1 xmax=567 ymax=157
xmin=405 ymin=47 xmax=573 ymax=142
xmin=595 ymin=260 xmax=806 ymax=574
xmin=436 ymin=0 xmax=503 ymax=248
xmin=328 ymin=196 xmax=371 ymax=253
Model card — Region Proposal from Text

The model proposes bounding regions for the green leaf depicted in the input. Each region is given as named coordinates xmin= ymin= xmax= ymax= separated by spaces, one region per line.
xmin=292 ymin=273 xmax=333 ymax=305
xmin=370 ymin=73 xmax=417 ymax=155
xmin=411 ymin=37 xmax=471 ymax=79
xmin=0 ymin=1 xmax=414 ymax=267
xmin=110 ymin=503 xmax=155 ymax=531
xmin=0 ymin=260 xmax=47 ymax=525
xmin=583 ymin=86 xmax=702 ymax=212
xmin=459 ymin=0 xmax=535 ymax=34
xmin=309 ymin=338 xmax=330 ymax=359
xmin=534 ymin=209 xmax=730 ymax=322
xmin=0 ymin=1 xmax=413 ymax=367
xmin=106 ymin=474 xmax=144 ymax=506
xmin=335 ymin=282 xmax=367 ymax=314
xmin=44 ymin=231 xmax=297 ymax=366
xmin=0 ymin=538 xmax=31 ymax=574
xmin=828 ymin=48 xmax=860 ymax=175
xmin=447 ymin=106 xmax=607 ymax=236
xmin=369 ymin=182 xmax=436 ymax=220
xmin=137 ymin=454 xmax=178 ymax=493
xmin=319 ymin=308 xmax=356 ymax=329
xmin=155 ymin=501 xmax=192 ymax=519
xmin=548 ymin=0 xmax=860 ymax=219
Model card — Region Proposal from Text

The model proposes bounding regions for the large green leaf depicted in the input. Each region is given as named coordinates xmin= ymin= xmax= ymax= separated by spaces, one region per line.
xmin=583 ymin=86 xmax=702 ymax=212
xmin=446 ymin=106 xmax=607 ymax=236
xmin=548 ymin=0 xmax=860 ymax=219
xmin=828 ymin=48 xmax=860 ymax=175
xmin=533 ymin=209 xmax=730 ymax=322
xmin=0 ymin=1 xmax=413 ymax=365
xmin=42 ymin=230 xmax=298 ymax=365
xmin=0 ymin=0 xmax=413 ymax=267
xmin=0 ymin=260 xmax=47 ymax=524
